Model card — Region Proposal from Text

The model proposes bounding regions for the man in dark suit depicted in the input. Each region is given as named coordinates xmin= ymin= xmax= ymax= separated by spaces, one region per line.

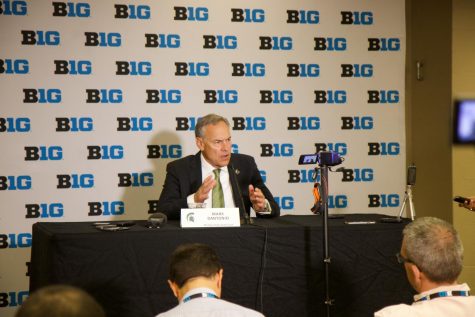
xmin=157 ymin=113 xmax=280 ymax=220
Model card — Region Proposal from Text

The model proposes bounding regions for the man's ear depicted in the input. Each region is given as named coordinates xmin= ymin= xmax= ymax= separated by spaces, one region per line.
xmin=409 ymin=264 xmax=423 ymax=291
xmin=168 ymin=280 xmax=180 ymax=299
xmin=196 ymin=137 xmax=204 ymax=151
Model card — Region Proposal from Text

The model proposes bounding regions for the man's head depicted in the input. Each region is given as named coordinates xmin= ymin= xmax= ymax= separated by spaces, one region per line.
xmin=168 ymin=243 xmax=224 ymax=300
xmin=400 ymin=217 xmax=464 ymax=292
xmin=195 ymin=114 xmax=232 ymax=168
xmin=16 ymin=285 xmax=105 ymax=317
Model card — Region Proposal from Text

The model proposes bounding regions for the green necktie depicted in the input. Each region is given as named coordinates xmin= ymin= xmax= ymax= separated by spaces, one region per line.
xmin=212 ymin=169 xmax=224 ymax=208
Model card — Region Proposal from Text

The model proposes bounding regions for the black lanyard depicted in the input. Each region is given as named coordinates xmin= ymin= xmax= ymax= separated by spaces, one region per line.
xmin=183 ymin=292 xmax=218 ymax=303
xmin=415 ymin=290 xmax=470 ymax=302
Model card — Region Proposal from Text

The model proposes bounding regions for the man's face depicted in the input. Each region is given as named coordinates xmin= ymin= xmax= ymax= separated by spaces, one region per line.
xmin=196 ymin=121 xmax=232 ymax=168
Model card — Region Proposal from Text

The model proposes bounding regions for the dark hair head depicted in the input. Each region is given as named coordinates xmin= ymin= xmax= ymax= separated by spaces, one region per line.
xmin=16 ymin=285 xmax=105 ymax=317
xmin=169 ymin=243 xmax=222 ymax=288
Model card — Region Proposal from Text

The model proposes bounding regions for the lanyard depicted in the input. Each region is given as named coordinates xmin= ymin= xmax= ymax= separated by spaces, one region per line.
xmin=415 ymin=290 xmax=470 ymax=302
xmin=183 ymin=292 xmax=218 ymax=303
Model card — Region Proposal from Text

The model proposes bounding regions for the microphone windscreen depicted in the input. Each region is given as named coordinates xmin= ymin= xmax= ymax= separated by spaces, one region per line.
xmin=147 ymin=212 xmax=167 ymax=227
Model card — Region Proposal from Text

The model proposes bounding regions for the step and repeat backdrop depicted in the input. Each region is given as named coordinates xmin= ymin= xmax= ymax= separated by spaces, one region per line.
xmin=0 ymin=0 xmax=405 ymax=315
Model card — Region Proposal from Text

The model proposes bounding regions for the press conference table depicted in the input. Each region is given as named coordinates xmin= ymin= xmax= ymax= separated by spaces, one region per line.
xmin=30 ymin=214 xmax=413 ymax=317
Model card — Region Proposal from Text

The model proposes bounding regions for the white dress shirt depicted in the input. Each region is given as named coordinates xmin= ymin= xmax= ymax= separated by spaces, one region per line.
xmin=156 ymin=287 xmax=265 ymax=317
xmin=374 ymin=283 xmax=475 ymax=317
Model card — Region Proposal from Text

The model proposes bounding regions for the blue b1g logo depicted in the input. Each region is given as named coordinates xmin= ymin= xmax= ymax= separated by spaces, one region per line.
xmin=0 ymin=176 xmax=32 ymax=190
xmin=21 ymin=30 xmax=60 ymax=46
xmin=274 ymin=196 xmax=294 ymax=210
xmin=0 ymin=233 xmax=32 ymax=248
xmin=0 ymin=117 xmax=30 ymax=132
xmin=0 ymin=59 xmax=29 ymax=74
xmin=25 ymin=203 xmax=64 ymax=218
xmin=0 ymin=291 xmax=29 ymax=307
xmin=52 ymin=2 xmax=90 ymax=17
xmin=0 ymin=1 xmax=27 ymax=15
xmin=260 ymin=144 xmax=293 ymax=157
xmin=23 ymin=89 xmax=61 ymax=103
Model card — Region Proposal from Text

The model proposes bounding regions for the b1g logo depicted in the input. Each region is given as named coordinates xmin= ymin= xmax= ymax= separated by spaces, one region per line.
xmin=259 ymin=36 xmax=292 ymax=50
xmin=87 ymin=145 xmax=124 ymax=160
xmin=288 ymin=169 xmax=318 ymax=183
xmin=86 ymin=89 xmax=122 ymax=103
xmin=114 ymin=4 xmax=150 ymax=19
xmin=57 ymin=174 xmax=94 ymax=189
xmin=84 ymin=32 xmax=121 ymax=47
xmin=175 ymin=62 xmax=209 ymax=76
xmin=274 ymin=196 xmax=294 ymax=210
xmin=315 ymin=143 xmax=348 ymax=156
xmin=0 ymin=117 xmax=30 ymax=132
xmin=259 ymin=90 xmax=293 ymax=104
xmin=368 ymin=38 xmax=400 ymax=51
xmin=21 ymin=30 xmax=60 ymax=46
xmin=54 ymin=60 xmax=91 ymax=75
xmin=287 ymin=117 xmax=320 ymax=130
xmin=0 ymin=59 xmax=29 ymax=74
xmin=341 ymin=116 xmax=373 ymax=130
xmin=0 ymin=233 xmax=32 ymax=248
xmin=341 ymin=64 xmax=373 ymax=77
xmin=286 ymin=10 xmax=319 ymax=24
xmin=174 ymin=6 xmax=208 ymax=21
xmin=0 ymin=291 xmax=29 ymax=308
xmin=230 ymin=8 xmax=265 ymax=23
xmin=368 ymin=194 xmax=399 ymax=207
xmin=314 ymin=37 xmax=347 ymax=51
xmin=204 ymin=90 xmax=238 ymax=104
xmin=118 ymin=173 xmax=153 ymax=187
xmin=24 ymin=146 xmax=63 ymax=161
xmin=341 ymin=11 xmax=373 ymax=25
xmin=0 ymin=0 xmax=27 ymax=15
xmin=260 ymin=144 xmax=293 ymax=157
xmin=0 ymin=175 xmax=31 ymax=190
xmin=231 ymin=63 xmax=265 ymax=77
xmin=116 ymin=61 xmax=151 ymax=76
xmin=175 ymin=117 xmax=199 ymax=131
xmin=117 ymin=117 xmax=152 ymax=132
xmin=56 ymin=117 xmax=93 ymax=132
xmin=23 ymin=89 xmax=61 ymax=103
xmin=52 ymin=2 xmax=90 ymax=17
xmin=232 ymin=117 xmax=266 ymax=131
xmin=329 ymin=195 xmax=348 ymax=208
xmin=145 ymin=34 xmax=180 ymax=48
xmin=147 ymin=144 xmax=182 ymax=159
xmin=367 ymin=90 xmax=399 ymax=104
xmin=287 ymin=64 xmax=319 ymax=77
xmin=25 ymin=203 xmax=64 ymax=218
xmin=146 ymin=89 xmax=181 ymax=103
xmin=341 ymin=168 xmax=374 ymax=182
xmin=314 ymin=90 xmax=347 ymax=104
xmin=368 ymin=142 xmax=400 ymax=155
xmin=88 ymin=201 xmax=124 ymax=216
xmin=203 ymin=35 xmax=237 ymax=49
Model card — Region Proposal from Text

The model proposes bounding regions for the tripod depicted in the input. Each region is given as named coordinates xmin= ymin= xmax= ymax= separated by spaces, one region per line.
xmin=398 ymin=184 xmax=416 ymax=221
xmin=319 ymin=165 xmax=334 ymax=317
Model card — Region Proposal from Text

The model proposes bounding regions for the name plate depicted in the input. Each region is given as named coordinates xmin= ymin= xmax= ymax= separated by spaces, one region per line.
xmin=180 ymin=208 xmax=240 ymax=228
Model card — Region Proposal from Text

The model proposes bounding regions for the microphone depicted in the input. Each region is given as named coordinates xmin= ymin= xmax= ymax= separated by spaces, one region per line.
xmin=145 ymin=212 xmax=167 ymax=228
xmin=407 ymin=164 xmax=416 ymax=186
xmin=229 ymin=164 xmax=253 ymax=225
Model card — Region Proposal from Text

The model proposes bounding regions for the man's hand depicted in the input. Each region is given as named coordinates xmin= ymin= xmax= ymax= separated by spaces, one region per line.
xmin=194 ymin=175 xmax=216 ymax=203
xmin=249 ymin=184 xmax=266 ymax=212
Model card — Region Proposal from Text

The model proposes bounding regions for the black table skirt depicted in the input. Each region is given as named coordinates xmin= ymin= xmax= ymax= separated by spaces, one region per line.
xmin=30 ymin=214 xmax=414 ymax=317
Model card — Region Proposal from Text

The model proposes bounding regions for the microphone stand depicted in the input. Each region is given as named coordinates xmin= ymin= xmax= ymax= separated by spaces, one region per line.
xmin=229 ymin=165 xmax=253 ymax=225
xmin=319 ymin=164 xmax=334 ymax=317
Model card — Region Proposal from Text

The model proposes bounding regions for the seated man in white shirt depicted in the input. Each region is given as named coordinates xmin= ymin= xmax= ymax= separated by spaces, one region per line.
xmin=375 ymin=217 xmax=475 ymax=317
xmin=156 ymin=243 xmax=265 ymax=317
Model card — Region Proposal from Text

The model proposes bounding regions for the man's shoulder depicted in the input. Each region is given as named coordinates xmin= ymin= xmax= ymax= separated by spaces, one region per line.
xmin=231 ymin=153 xmax=254 ymax=163
xmin=167 ymin=154 xmax=199 ymax=167
xmin=374 ymin=303 xmax=414 ymax=317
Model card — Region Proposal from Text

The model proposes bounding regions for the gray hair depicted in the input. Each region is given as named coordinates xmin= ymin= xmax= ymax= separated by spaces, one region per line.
xmin=195 ymin=114 xmax=230 ymax=138
xmin=403 ymin=217 xmax=463 ymax=283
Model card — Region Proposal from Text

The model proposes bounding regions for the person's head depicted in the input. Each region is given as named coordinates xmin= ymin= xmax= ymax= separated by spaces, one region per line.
xmin=400 ymin=217 xmax=464 ymax=292
xmin=16 ymin=285 xmax=105 ymax=317
xmin=195 ymin=114 xmax=232 ymax=168
xmin=167 ymin=243 xmax=224 ymax=300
